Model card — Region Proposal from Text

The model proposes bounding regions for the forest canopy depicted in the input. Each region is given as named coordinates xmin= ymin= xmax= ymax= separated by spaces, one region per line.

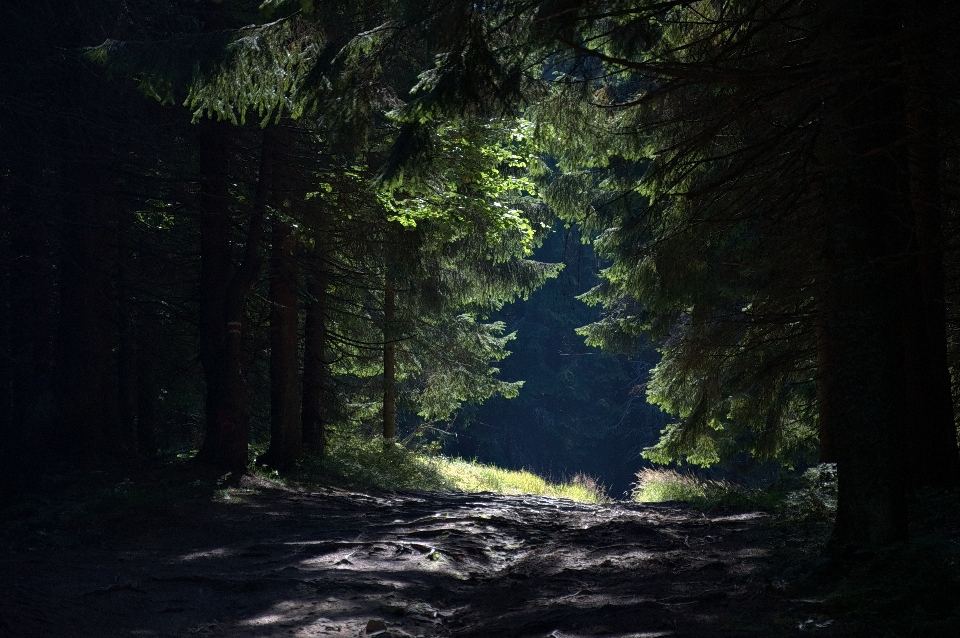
xmin=3 ymin=0 xmax=960 ymax=550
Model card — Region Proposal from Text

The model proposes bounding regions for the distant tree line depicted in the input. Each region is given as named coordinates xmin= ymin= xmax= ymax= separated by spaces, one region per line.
xmin=451 ymin=227 xmax=669 ymax=497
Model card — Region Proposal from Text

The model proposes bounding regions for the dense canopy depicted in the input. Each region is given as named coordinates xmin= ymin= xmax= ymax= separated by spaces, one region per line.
xmin=3 ymin=0 xmax=960 ymax=550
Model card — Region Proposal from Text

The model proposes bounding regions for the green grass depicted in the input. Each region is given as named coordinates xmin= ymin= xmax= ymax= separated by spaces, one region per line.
xmin=631 ymin=467 xmax=780 ymax=509
xmin=630 ymin=465 xmax=836 ymax=513
xmin=265 ymin=429 xmax=609 ymax=503
xmin=432 ymin=457 xmax=608 ymax=502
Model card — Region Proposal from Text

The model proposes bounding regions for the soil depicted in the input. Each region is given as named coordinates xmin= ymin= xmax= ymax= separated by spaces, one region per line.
xmin=0 ymin=472 xmax=845 ymax=638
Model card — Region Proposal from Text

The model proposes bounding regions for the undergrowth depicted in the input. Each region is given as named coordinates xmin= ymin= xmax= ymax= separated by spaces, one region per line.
xmin=631 ymin=464 xmax=837 ymax=519
xmin=631 ymin=466 xmax=783 ymax=510
xmin=786 ymin=488 xmax=960 ymax=638
xmin=632 ymin=465 xmax=960 ymax=635
xmin=2 ymin=433 xmax=608 ymax=553
xmin=0 ymin=460 xmax=222 ymax=552
xmin=435 ymin=457 xmax=608 ymax=502
xmin=264 ymin=429 xmax=609 ymax=503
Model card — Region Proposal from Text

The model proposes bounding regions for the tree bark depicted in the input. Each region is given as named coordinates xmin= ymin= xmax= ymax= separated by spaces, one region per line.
xmin=302 ymin=243 xmax=329 ymax=456
xmin=823 ymin=0 xmax=909 ymax=549
xmin=196 ymin=121 xmax=232 ymax=466
xmin=816 ymin=318 xmax=837 ymax=464
xmin=135 ymin=331 xmax=157 ymax=458
xmin=900 ymin=4 xmax=960 ymax=488
xmin=197 ymin=124 xmax=274 ymax=472
xmin=383 ymin=270 xmax=397 ymax=440
xmin=134 ymin=238 xmax=157 ymax=459
xmin=116 ymin=208 xmax=139 ymax=456
xmin=0 ymin=135 xmax=56 ymax=483
xmin=53 ymin=131 xmax=121 ymax=467
xmin=263 ymin=216 xmax=302 ymax=469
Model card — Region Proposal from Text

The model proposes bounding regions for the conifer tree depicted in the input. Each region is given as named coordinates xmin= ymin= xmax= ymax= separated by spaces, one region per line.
xmin=87 ymin=0 xmax=561 ymax=468
xmin=527 ymin=0 xmax=960 ymax=546
xmin=390 ymin=0 xmax=960 ymax=547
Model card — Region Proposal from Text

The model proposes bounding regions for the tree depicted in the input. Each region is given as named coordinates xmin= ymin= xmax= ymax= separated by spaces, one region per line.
xmin=0 ymin=1 xmax=237 ymax=486
xmin=85 ymin=0 xmax=561 ymax=469
xmin=533 ymin=0 xmax=960 ymax=546
xmin=390 ymin=0 xmax=960 ymax=547
xmin=450 ymin=225 xmax=668 ymax=494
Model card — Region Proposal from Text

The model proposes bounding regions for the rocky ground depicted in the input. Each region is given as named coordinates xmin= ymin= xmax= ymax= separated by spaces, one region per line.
xmin=0 ymin=472 xmax=861 ymax=637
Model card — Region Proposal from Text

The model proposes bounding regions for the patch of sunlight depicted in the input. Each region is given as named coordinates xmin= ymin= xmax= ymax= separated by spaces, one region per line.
xmin=240 ymin=601 xmax=306 ymax=627
xmin=213 ymin=487 xmax=256 ymax=502
xmin=430 ymin=457 xmax=609 ymax=503
xmin=178 ymin=547 xmax=232 ymax=561
xmin=295 ymin=545 xmax=451 ymax=577
xmin=239 ymin=613 xmax=289 ymax=626
xmin=631 ymin=468 xmax=782 ymax=510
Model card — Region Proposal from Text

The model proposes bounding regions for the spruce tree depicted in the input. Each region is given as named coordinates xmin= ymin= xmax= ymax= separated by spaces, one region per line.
xmin=389 ymin=0 xmax=960 ymax=547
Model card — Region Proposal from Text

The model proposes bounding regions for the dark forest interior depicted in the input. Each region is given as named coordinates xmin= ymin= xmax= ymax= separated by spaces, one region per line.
xmin=2 ymin=2 xmax=960 ymax=636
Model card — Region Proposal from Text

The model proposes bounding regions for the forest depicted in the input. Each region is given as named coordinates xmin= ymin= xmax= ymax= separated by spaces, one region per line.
xmin=2 ymin=1 xmax=960 ymax=636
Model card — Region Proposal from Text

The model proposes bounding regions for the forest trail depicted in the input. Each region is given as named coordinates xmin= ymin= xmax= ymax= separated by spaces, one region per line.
xmin=1 ymin=474 xmax=828 ymax=638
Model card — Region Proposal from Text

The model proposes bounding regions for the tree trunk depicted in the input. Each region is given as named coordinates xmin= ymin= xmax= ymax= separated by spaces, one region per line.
xmin=116 ymin=208 xmax=139 ymax=456
xmin=135 ymin=330 xmax=157 ymax=458
xmin=134 ymin=239 xmax=157 ymax=459
xmin=263 ymin=216 xmax=302 ymax=469
xmin=196 ymin=121 xmax=232 ymax=466
xmin=823 ymin=0 xmax=910 ymax=549
xmin=197 ymin=124 xmax=273 ymax=472
xmin=0 ymin=136 xmax=56 ymax=484
xmin=53 ymin=133 xmax=121 ymax=467
xmin=816 ymin=317 xmax=837 ymax=464
xmin=824 ymin=195 xmax=910 ymax=549
xmin=383 ymin=271 xmax=397 ymax=440
xmin=302 ymin=244 xmax=329 ymax=456
xmin=901 ymin=5 xmax=960 ymax=488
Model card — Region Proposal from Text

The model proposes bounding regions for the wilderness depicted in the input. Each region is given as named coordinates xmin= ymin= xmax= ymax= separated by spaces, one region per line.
xmin=2 ymin=1 xmax=960 ymax=636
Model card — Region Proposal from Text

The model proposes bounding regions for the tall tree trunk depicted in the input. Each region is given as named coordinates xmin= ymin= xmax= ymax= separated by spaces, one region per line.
xmin=136 ymin=327 xmax=157 ymax=458
xmin=383 ymin=270 xmax=396 ymax=440
xmin=816 ymin=317 xmax=837 ymax=464
xmin=197 ymin=125 xmax=273 ymax=472
xmin=824 ymin=190 xmax=910 ymax=549
xmin=116 ymin=209 xmax=139 ymax=456
xmin=824 ymin=0 xmax=909 ymax=549
xmin=263 ymin=216 xmax=302 ymax=469
xmin=196 ymin=121 xmax=232 ymax=465
xmin=54 ymin=131 xmax=121 ymax=467
xmin=0 ymin=136 xmax=56 ymax=485
xmin=302 ymin=243 xmax=329 ymax=456
xmin=217 ymin=130 xmax=273 ymax=472
xmin=901 ymin=4 xmax=960 ymax=488
xmin=134 ymin=240 xmax=157 ymax=459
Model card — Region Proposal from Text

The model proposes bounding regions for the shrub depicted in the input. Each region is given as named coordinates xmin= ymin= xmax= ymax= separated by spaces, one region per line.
xmin=631 ymin=466 xmax=783 ymax=509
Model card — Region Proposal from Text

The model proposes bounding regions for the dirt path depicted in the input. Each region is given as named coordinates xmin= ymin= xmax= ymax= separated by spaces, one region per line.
xmin=1 ymin=475 xmax=830 ymax=638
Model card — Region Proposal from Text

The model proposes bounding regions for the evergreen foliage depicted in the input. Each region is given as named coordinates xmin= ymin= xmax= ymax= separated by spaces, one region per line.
xmin=3 ymin=0 xmax=960 ymax=553
xmin=380 ymin=0 xmax=960 ymax=546
xmin=1 ymin=0 xmax=561 ymax=482
xmin=447 ymin=226 xmax=667 ymax=495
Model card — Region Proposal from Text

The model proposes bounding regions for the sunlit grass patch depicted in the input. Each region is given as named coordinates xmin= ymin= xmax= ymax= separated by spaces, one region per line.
xmin=295 ymin=428 xmax=608 ymax=503
xmin=631 ymin=467 xmax=778 ymax=509
xmin=432 ymin=457 xmax=608 ymax=503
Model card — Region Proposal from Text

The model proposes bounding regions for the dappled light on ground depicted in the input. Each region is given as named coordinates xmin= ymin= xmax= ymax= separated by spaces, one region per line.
xmin=1 ymin=474 xmax=829 ymax=637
